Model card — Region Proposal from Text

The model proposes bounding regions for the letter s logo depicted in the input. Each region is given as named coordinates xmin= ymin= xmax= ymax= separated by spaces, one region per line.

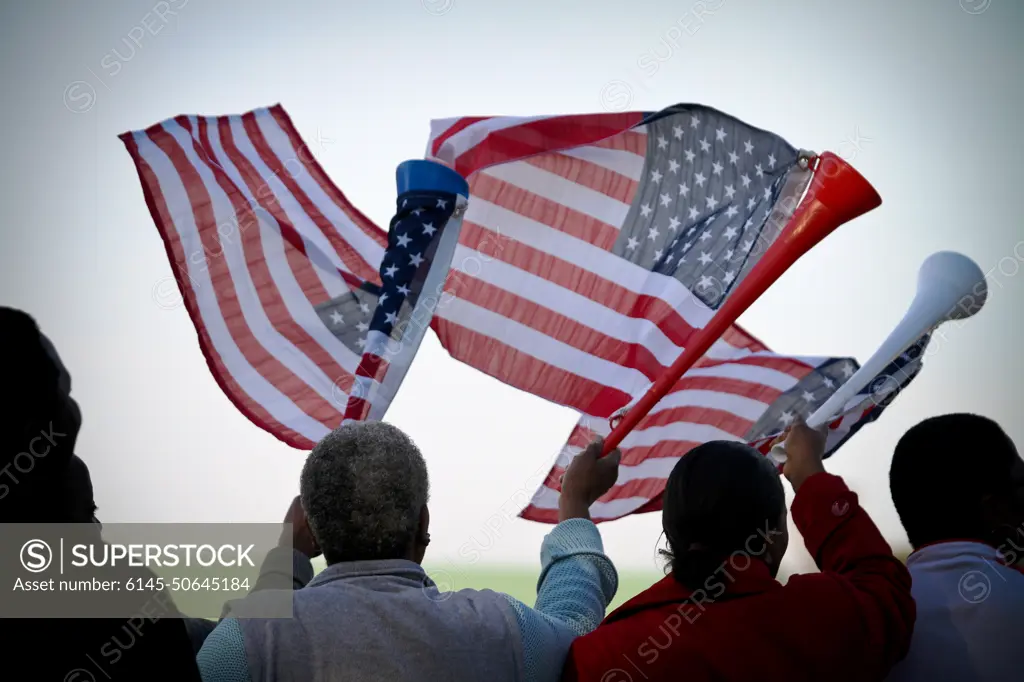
xmin=63 ymin=82 xmax=96 ymax=113
xmin=958 ymin=570 xmax=991 ymax=603
xmin=20 ymin=539 xmax=52 ymax=573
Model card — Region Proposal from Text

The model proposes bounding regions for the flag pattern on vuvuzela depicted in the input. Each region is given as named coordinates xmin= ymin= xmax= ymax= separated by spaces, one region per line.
xmin=121 ymin=108 xmax=464 ymax=448
xmin=319 ymin=171 xmax=468 ymax=423
xmin=421 ymin=105 xmax=922 ymax=523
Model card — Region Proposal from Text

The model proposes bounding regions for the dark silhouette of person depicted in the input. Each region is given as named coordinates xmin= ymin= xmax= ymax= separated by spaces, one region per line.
xmin=0 ymin=307 xmax=201 ymax=680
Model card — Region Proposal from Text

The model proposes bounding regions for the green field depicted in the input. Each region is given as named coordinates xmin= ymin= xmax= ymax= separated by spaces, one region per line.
xmin=422 ymin=565 xmax=667 ymax=609
xmin=308 ymin=557 xmax=662 ymax=609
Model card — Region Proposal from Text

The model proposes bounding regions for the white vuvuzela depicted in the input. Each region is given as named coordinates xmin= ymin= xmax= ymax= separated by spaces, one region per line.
xmin=769 ymin=251 xmax=987 ymax=466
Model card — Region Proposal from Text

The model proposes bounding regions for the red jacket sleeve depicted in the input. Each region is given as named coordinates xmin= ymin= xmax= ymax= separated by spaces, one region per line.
xmin=791 ymin=472 xmax=916 ymax=678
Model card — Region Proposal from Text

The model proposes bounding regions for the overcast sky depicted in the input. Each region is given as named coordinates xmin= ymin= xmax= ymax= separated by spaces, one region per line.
xmin=2 ymin=0 xmax=1021 ymax=576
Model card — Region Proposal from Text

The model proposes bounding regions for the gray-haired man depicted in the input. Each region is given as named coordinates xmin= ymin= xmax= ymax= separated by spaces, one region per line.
xmin=197 ymin=421 xmax=621 ymax=682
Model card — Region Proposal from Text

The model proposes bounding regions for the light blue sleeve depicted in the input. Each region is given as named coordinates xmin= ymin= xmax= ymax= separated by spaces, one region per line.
xmin=502 ymin=518 xmax=618 ymax=682
xmin=196 ymin=618 xmax=252 ymax=682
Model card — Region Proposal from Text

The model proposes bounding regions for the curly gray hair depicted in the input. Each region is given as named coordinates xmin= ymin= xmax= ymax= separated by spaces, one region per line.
xmin=300 ymin=421 xmax=429 ymax=563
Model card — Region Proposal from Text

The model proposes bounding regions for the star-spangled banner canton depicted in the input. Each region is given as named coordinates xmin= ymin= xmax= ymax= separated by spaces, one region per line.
xmin=611 ymin=109 xmax=809 ymax=309
xmin=750 ymin=333 xmax=931 ymax=458
xmin=315 ymin=186 xmax=468 ymax=422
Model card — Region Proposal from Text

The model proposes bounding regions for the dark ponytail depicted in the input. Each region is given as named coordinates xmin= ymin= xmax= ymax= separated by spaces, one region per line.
xmin=661 ymin=441 xmax=786 ymax=590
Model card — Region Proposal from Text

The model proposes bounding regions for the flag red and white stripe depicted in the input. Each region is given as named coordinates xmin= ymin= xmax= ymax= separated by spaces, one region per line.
xmin=122 ymin=106 xmax=387 ymax=449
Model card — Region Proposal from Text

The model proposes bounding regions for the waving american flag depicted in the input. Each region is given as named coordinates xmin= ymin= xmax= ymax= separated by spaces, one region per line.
xmin=424 ymin=105 xmax=921 ymax=522
xmin=121 ymin=110 xmax=466 ymax=446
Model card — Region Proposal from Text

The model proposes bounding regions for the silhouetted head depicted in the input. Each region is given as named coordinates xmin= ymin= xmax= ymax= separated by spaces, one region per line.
xmin=1 ymin=307 xmax=82 ymax=522
xmin=662 ymin=441 xmax=789 ymax=587
xmin=300 ymin=421 xmax=430 ymax=565
xmin=890 ymin=413 xmax=1024 ymax=550
xmin=62 ymin=454 xmax=99 ymax=525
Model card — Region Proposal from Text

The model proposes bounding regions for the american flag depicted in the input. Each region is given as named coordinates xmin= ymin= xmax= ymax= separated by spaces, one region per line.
xmin=565 ymin=334 xmax=931 ymax=520
xmin=123 ymin=104 xmax=925 ymax=522
xmin=748 ymin=336 xmax=930 ymax=459
xmin=121 ymin=108 xmax=464 ymax=447
xmin=422 ymin=105 xmax=924 ymax=522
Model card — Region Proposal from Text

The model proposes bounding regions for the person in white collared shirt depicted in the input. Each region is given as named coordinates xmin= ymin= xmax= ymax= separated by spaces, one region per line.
xmin=887 ymin=413 xmax=1024 ymax=682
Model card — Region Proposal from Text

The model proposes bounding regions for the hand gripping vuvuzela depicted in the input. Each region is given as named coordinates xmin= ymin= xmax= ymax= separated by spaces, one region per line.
xmin=766 ymin=251 xmax=987 ymax=465
xmin=601 ymin=152 xmax=883 ymax=456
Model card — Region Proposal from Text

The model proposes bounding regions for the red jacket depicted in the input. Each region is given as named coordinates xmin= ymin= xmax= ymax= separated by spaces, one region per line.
xmin=562 ymin=473 xmax=915 ymax=682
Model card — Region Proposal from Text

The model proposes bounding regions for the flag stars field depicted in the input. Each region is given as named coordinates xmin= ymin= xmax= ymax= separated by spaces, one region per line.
xmin=609 ymin=110 xmax=806 ymax=309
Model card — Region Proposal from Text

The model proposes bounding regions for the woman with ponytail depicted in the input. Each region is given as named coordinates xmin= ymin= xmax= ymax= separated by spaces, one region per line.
xmin=660 ymin=440 xmax=788 ymax=594
xmin=561 ymin=422 xmax=916 ymax=682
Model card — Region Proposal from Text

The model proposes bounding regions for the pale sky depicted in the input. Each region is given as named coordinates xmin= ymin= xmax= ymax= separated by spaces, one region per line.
xmin=1 ymin=0 xmax=1022 ymax=577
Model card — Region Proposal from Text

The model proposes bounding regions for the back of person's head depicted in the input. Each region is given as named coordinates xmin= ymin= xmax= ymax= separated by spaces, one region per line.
xmin=62 ymin=454 xmax=98 ymax=524
xmin=1 ymin=307 xmax=82 ymax=522
xmin=890 ymin=413 xmax=1023 ymax=549
xmin=662 ymin=441 xmax=788 ymax=588
xmin=300 ymin=421 xmax=429 ymax=564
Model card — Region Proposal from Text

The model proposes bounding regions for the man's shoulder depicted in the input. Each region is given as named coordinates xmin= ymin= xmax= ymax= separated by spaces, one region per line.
xmin=224 ymin=587 xmax=297 ymax=620
xmin=451 ymin=586 xmax=517 ymax=603
xmin=425 ymin=585 xmax=520 ymax=617
xmin=908 ymin=545 xmax=1024 ymax=598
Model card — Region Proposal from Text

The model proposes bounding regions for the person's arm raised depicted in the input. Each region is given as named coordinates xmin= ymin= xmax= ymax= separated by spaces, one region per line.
xmin=784 ymin=421 xmax=916 ymax=678
xmin=218 ymin=496 xmax=317 ymax=622
xmin=500 ymin=440 xmax=620 ymax=682
xmin=254 ymin=495 xmax=319 ymax=592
